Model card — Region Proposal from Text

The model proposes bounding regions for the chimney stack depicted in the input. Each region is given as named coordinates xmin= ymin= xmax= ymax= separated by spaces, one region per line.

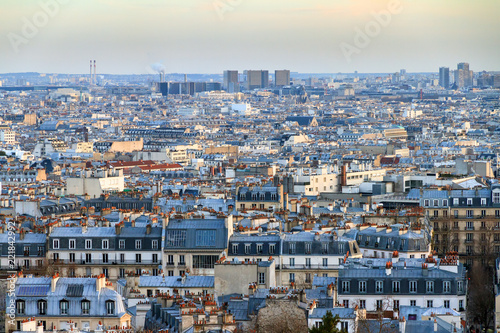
xmin=93 ymin=60 xmax=96 ymax=85
xmin=146 ymin=223 xmax=152 ymax=235
xmin=90 ymin=60 xmax=93 ymax=85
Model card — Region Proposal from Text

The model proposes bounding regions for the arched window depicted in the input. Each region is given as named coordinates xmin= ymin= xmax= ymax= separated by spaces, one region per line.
xmin=105 ymin=300 xmax=115 ymax=315
xmin=60 ymin=300 xmax=69 ymax=315
xmin=38 ymin=299 xmax=47 ymax=315
xmin=81 ymin=299 xmax=90 ymax=315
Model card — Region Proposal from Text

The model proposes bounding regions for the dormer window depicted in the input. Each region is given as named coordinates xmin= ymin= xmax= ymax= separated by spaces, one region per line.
xmin=467 ymin=198 xmax=473 ymax=206
xmin=81 ymin=300 xmax=90 ymax=315
xmin=38 ymin=300 xmax=47 ymax=315
xmin=106 ymin=300 xmax=115 ymax=315
xmin=60 ymin=300 xmax=69 ymax=315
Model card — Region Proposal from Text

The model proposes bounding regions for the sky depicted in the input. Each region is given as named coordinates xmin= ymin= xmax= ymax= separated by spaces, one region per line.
xmin=1 ymin=0 xmax=499 ymax=75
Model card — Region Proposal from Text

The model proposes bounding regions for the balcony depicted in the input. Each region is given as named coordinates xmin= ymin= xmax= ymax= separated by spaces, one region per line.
xmin=277 ymin=264 xmax=340 ymax=270
xmin=49 ymin=259 xmax=159 ymax=265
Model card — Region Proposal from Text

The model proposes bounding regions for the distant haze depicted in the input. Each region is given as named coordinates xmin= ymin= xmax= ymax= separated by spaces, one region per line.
xmin=1 ymin=0 xmax=499 ymax=74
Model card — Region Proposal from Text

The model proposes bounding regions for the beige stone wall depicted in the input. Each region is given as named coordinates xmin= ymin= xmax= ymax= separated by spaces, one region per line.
xmin=256 ymin=300 xmax=308 ymax=333
xmin=109 ymin=139 xmax=143 ymax=153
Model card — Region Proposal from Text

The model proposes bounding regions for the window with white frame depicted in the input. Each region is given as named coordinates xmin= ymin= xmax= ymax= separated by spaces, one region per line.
xmin=493 ymin=191 xmax=500 ymax=204
xmin=245 ymin=244 xmax=251 ymax=254
xmin=442 ymin=199 xmax=448 ymax=206
xmin=443 ymin=281 xmax=451 ymax=293
xmin=152 ymin=240 xmax=159 ymax=249
xmin=258 ymin=272 xmax=265 ymax=284
xmin=53 ymin=239 xmax=60 ymax=249
xmin=359 ymin=281 xmax=366 ymax=293
xmin=453 ymin=198 xmax=459 ymax=206
xmin=135 ymin=240 xmax=142 ymax=249
xmin=424 ymin=199 xmax=430 ymax=207
xmin=102 ymin=239 xmax=109 ymax=249
xmin=232 ymin=244 xmax=238 ymax=254
xmin=269 ymin=243 xmax=275 ymax=254
xmin=409 ymin=281 xmax=417 ymax=293
xmin=342 ymin=281 xmax=350 ymax=293
xmin=444 ymin=300 xmax=450 ymax=308
xmin=69 ymin=239 xmax=76 ymax=249
xmin=256 ymin=244 xmax=263 ymax=254
xmin=481 ymin=198 xmax=487 ymax=206
xmin=426 ymin=281 xmax=434 ymax=293
xmin=393 ymin=281 xmax=400 ymax=293
xmin=433 ymin=199 xmax=439 ymax=207
xmin=427 ymin=300 xmax=433 ymax=308
xmin=119 ymin=240 xmax=125 ymax=249
xmin=85 ymin=239 xmax=92 ymax=249
xmin=467 ymin=198 xmax=473 ymax=206
xmin=376 ymin=281 xmax=383 ymax=293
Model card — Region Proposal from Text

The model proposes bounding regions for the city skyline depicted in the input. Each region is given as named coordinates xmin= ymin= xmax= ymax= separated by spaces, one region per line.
xmin=1 ymin=0 xmax=499 ymax=74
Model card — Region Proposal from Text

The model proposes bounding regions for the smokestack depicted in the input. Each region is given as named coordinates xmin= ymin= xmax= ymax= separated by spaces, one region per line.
xmin=184 ymin=74 xmax=187 ymax=83
xmin=90 ymin=60 xmax=93 ymax=85
xmin=94 ymin=60 xmax=96 ymax=85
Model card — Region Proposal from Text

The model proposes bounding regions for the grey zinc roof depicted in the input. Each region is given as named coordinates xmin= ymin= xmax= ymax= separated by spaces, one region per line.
xmin=138 ymin=275 xmax=214 ymax=288
xmin=167 ymin=219 xmax=226 ymax=229
xmin=0 ymin=233 xmax=46 ymax=243
xmin=309 ymin=307 xmax=355 ymax=319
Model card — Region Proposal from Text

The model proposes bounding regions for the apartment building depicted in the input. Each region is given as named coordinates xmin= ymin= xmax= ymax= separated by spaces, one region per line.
xmin=163 ymin=217 xmax=233 ymax=276
xmin=337 ymin=255 xmax=467 ymax=316
xmin=7 ymin=274 xmax=131 ymax=332
xmin=236 ymin=184 xmax=286 ymax=212
xmin=422 ymin=186 xmax=500 ymax=266
xmin=48 ymin=223 xmax=162 ymax=280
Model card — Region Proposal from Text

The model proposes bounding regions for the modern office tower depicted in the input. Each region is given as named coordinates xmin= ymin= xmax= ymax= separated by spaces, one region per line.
xmin=246 ymin=70 xmax=269 ymax=90
xmin=275 ymin=70 xmax=290 ymax=87
xmin=455 ymin=62 xmax=473 ymax=88
xmin=439 ymin=67 xmax=450 ymax=88
xmin=223 ymin=70 xmax=239 ymax=93
xmin=400 ymin=69 xmax=406 ymax=81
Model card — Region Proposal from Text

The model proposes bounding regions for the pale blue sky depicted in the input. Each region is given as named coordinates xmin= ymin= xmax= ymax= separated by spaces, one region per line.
xmin=1 ymin=0 xmax=499 ymax=74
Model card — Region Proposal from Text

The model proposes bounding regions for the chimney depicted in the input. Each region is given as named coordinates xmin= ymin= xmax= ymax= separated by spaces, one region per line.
xmin=385 ymin=261 xmax=392 ymax=276
xmin=37 ymin=321 xmax=44 ymax=333
xmin=20 ymin=228 xmax=25 ymax=240
xmin=51 ymin=273 xmax=60 ymax=292
xmin=96 ymin=273 xmax=106 ymax=291
xmin=93 ymin=60 xmax=96 ymax=84
xmin=327 ymin=283 xmax=333 ymax=297
xmin=248 ymin=283 xmax=256 ymax=295
xmin=115 ymin=222 xmax=122 ymax=235
xmin=399 ymin=317 xmax=406 ymax=333
xmin=131 ymin=219 xmax=136 ymax=227
xmin=434 ymin=319 xmax=437 ymax=332
xmin=146 ymin=223 xmax=152 ymax=235
xmin=89 ymin=60 xmax=93 ymax=85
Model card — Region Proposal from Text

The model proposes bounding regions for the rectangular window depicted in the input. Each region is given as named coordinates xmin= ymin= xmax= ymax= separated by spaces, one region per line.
xmin=120 ymin=253 xmax=125 ymax=263
xmin=443 ymin=281 xmax=450 ymax=293
xmin=305 ymin=258 xmax=311 ymax=267
xmin=136 ymin=254 xmax=141 ymax=263
xmin=481 ymin=198 xmax=487 ymax=206
xmin=289 ymin=258 xmax=295 ymax=267
xmin=102 ymin=253 xmax=108 ymax=264
xmin=322 ymin=243 xmax=328 ymax=254
xmin=376 ymin=281 xmax=383 ymax=293
xmin=152 ymin=240 xmax=159 ymax=249
xmin=37 ymin=246 xmax=44 ymax=256
xmin=493 ymin=192 xmax=500 ymax=204
xmin=453 ymin=198 xmax=459 ymax=206
xmin=427 ymin=300 xmax=433 ymax=308
xmin=459 ymin=300 xmax=464 ymax=310
xmin=289 ymin=273 xmax=295 ymax=282
xmin=342 ymin=281 xmax=350 ymax=293
xmin=289 ymin=243 xmax=296 ymax=254
xmin=257 ymin=244 xmax=263 ymax=254
xmin=467 ymin=198 xmax=473 ymax=206
xmin=69 ymin=239 xmax=76 ymax=249
xmin=376 ymin=300 xmax=383 ymax=310
xmin=424 ymin=199 xmax=430 ymax=206
xmin=457 ymin=281 xmax=463 ymax=292
xmin=179 ymin=255 xmax=185 ymax=265
xmin=305 ymin=242 xmax=311 ymax=254
xmin=193 ymin=255 xmax=219 ymax=269
xmin=85 ymin=253 xmax=92 ymax=263
xmin=195 ymin=230 xmax=216 ymax=247
xmin=245 ymin=244 xmax=251 ymax=254
xmin=393 ymin=281 xmax=400 ymax=293
xmin=409 ymin=281 xmax=417 ymax=293
xmin=60 ymin=301 xmax=68 ymax=315
xmin=102 ymin=239 xmax=109 ymax=249
xmin=359 ymin=300 xmax=366 ymax=309
xmin=135 ymin=240 xmax=142 ymax=249
xmin=269 ymin=244 xmax=275 ymax=254
xmin=466 ymin=210 xmax=474 ymax=218
xmin=85 ymin=239 xmax=92 ymax=249
xmin=119 ymin=269 xmax=125 ymax=278
xmin=153 ymin=254 xmax=158 ymax=263
xmin=119 ymin=240 xmax=125 ymax=249
xmin=53 ymin=239 xmax=60 ymax=249
xmin=393 ymin=300 xmax=399 ymax=310
xmin=232 ymin=244 xmax=238 ymax=254
xmin=166 ymin=230 xmax=187 ymax=247
xmin=258 ymin=272 xmax=265 ymax=284
xmin=69 ymin=253 xmax=75 ymax=263
xmin=426 ymin=281 xmax=434 ymax=293
xmin=410 ymin=300 xmax=416 ymax=306
xmin=359 ymin=281 xmax=366 ymax=293
xmin=322 ymin=258 xmax=328 ymax=267
xmin=343 ymin=300 xmax=349 ymax=308
xmin=444 ymin=300 xmax=450 ymax=308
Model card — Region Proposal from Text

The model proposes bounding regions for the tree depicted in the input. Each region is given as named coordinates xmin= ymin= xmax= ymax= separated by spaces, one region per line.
xmin=309 ymin=311 xmax=345 ymax=333
xmin=467 ymin=263 xmax=495 ymax=331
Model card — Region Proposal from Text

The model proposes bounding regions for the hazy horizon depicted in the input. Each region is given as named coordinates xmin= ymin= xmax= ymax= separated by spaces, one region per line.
xmin=1 ymin=0 xmax=499 ymax=75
